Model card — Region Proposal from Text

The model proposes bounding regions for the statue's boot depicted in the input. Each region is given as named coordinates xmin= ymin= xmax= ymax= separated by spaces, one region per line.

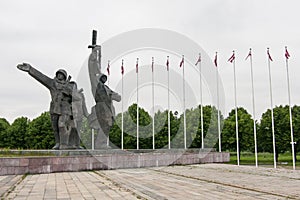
xmin=59 ymin=127 xmax=70 ymax=150
xmin=52 ymin=131 xmax=60 ymax=149
xmin=52 ymin=143 xmax=60 ymax=150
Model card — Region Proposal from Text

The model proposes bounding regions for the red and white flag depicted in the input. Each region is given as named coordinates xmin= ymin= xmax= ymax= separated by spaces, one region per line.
xmin=136 ymin=58 xmax=139 ymax=73
xmin=107 ymin=60 xmax=110 ymax=76
xmin=228 ymin=51 xmax=235 ymax=63
xmin=166 ymin=56 xmax=169 ymax=71
xmin=179 ymin=56 xmax=184 ymax=68
xmin=151 ymin=57 xmax=154 ymax=72
xmin=285 ymin=47 xmax=290 ymax=59
xmin=195 ymin=54 xmax=201 ymax=66
xmin=214 ymin=52 xmax=218 ymax=67
xmin=121 ymin=60 xmax=124 ymax=75
xmin=267 ymin=48 xmax=273 ymax=61
xmin=245 ymin=49 xmax=252 ymax=60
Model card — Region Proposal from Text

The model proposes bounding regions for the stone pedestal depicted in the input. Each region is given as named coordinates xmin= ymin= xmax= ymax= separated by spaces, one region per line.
xmin=0 ymin=149 xmax=230 ymax=175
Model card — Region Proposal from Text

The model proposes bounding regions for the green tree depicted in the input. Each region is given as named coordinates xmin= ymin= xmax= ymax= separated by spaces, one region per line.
xmin=5 ymin=117 xmax=29 ymax=149
xmin=25 ymin=112 xmax=54 ymax=149
xmin=109 ymin=104 xmax=180 ymax=150
xmin=258 ymin=105 xmax=300 ymax=161
xmin=153 ymin=110 xmax=180 ymax=149
xmin=222 ymin=107 xmax=255 ymax=154
xmin=109 ymin=104 xmax=152 ymax=149
xmin=291 ymin=105 xmax=300 ymax=160
xmin=0 ymin=118 xmax=10 ymax=148
xmin=188 ymin=105 xmax=223 ymax=149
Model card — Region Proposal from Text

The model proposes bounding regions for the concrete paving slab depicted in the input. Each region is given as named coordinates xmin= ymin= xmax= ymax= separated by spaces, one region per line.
xmin=1 ymin=164 xmax=299 ymax=199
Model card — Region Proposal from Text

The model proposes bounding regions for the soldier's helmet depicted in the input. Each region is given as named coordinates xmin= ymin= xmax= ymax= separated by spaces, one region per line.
xmin=99 ymin=73 xmax=107 ymax=83
xmin=55 ymin=69 xmax=67 ymax=80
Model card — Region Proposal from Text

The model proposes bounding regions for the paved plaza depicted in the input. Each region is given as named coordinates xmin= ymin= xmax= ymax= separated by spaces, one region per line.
xmin=1 ymin=164 xmax=299 ymax=199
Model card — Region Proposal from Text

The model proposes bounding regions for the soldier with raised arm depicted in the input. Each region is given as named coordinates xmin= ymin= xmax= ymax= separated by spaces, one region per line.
xmin=94 ymin=74 xmax=121 ymax=148
xmin=17 ymin=63 xmax=73 ymax=149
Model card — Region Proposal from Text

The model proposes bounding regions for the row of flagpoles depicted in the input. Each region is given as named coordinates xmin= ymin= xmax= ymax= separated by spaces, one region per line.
xmin=225 ymin=47 xmax=294 ymax=169
xmin=105 ymin=47 xmax=295 ymax=170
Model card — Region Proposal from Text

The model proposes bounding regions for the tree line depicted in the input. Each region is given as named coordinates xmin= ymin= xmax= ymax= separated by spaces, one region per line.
xmin=1 ymin=104 xmax=300 ymax=160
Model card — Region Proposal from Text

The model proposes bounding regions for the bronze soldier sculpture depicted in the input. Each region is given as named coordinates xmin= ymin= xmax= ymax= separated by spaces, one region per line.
xmin=69 ymin=81 xmax=89 ymax=149
xmin=17 ymin=63 xmax=74 ymax=150
xmin=87 ymin=30 xmax=121 ymax=148
xmin=94 ymin=74 xmax=121 ymax=148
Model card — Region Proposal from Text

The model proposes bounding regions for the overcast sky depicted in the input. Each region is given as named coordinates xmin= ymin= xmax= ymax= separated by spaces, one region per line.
xmin=1 ymin=0 xmax=300 ymax=123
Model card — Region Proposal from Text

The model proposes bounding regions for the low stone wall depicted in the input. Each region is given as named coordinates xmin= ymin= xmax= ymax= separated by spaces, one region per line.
xmin=0 ymin=150 xmax=230 ymax=175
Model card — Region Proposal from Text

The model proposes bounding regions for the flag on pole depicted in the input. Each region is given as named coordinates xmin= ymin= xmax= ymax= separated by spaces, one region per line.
xmin=107 ymin=60 xmax=110 ymax=76
xmin=136 ymin=58 xmax=139 ymax=73
xmin=285 ymin=47 xmax=290 ymax=59
xmin=166 ymin=56 xmax=169 ymax=71
xmin=151 ymin=57 xmax=154 ymax=72
xmin=195 ymin=54 xmax=201 ymax=66
xmin=180 ymin=56 xmax=184 ymax=67
xmin=121 ymin=59 xmax=124 ymax=149
xmin=214 ymin=52 xmax=218 ymax=67
xmin=245 ymin=48 xmax=252 ymax=60
xmin=121 ymin=60 xmax=124 ymax=75
xmin=180 ymin=55 xmax=187 ymax=149
xmin=267 ymin=47 xmax=276 ymax=168
xmin=267 ymin=48 xmax=273 ymax=61
xmin=284 ymin=46 xmax=296 ymax=170
xmin=228 ymin=52 xmax=235 ymax=63
xmin=229 ymin=50 xmax=239 ymax=165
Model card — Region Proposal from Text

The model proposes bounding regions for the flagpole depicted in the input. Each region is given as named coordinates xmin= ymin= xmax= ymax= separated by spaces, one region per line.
xmin=215 ymin=52 xmax=221 ymax=152
xmin=92 ymin=128 xmax=95 ymax=150
xmin=121 ymin=59 xmax=124 ymax=150
xmin=152 ymin=57 xmax=155 ymax=150
xmin=197 ymin=53 xmax=204 ymax=149
xmin=267 ymin=48 xmax=276 ymax=169
xmin=248 ymin=48 xmax=258 ymax=167
xmin=285 ymin=46 xmax=296 ymax=170
xmin=107 ymin=60 xmax=110 ymax=147
xmin=181 ymin=55 xmax=187 ymax=149
xmin=136 ymin=58 xmax=139 ymax=150
xmin=231 ymin=51 xmax=239 ymax=166
xmin=167 ymin=56 xmax=171 ymax=149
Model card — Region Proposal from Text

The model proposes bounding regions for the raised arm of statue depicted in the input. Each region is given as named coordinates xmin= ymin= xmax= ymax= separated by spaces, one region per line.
xmin=17 ymin=63 xmax=53 ymax=90
xmin=111 ymin=91 xmax=121 ymax=102
xmin=88 ymin=46 xmax=101 ymax=97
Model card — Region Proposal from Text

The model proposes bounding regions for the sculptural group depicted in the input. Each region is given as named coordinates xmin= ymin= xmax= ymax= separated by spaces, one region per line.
xmin=16 ymin=30 xmax=121 ymax=150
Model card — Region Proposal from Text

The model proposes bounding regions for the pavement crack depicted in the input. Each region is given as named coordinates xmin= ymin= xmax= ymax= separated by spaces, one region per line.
xmin=1 ymin=174 xmax=27 ymax=199
xmin=93 ymin=171 xmax=150 ymax=200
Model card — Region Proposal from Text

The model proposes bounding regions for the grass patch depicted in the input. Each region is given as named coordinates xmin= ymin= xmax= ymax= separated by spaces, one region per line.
xmin=0 ymin=148 xmax=55 ymax=157
xmin=229 ymin=152 xmax=300 ymax=167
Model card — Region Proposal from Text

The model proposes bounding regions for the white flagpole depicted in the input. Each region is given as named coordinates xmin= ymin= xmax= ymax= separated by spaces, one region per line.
xmin=152 ymin=57 xmax=155 ymax=150
xmin=92 ymin=128 xmax=95 ymax=150
xmin=167 ymin=56 xmax=171 ymax=149
xmin=181 ymin=55 xmax=187 ymax=149
xmin=215 ymin=52 xmax=221 ymax=152
xmin=136 ymin=58 xmax=139 ymax=150
xmin=285 ymin=46 xmax=296 ymax=170
xmin=107 ymin=60 xmax=110 ymax=147
xmin=248 ymin=49 xmax=258 ymax=167
xmin=231 ymin=51 xmax=239 ymax=166
xmin=121 ymin=60 xmax=124 ymax=150
xmin=197 ymin=54 xmax=204 ymax=149
xmin=267 ymin=48 xmax=276 ymax=169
